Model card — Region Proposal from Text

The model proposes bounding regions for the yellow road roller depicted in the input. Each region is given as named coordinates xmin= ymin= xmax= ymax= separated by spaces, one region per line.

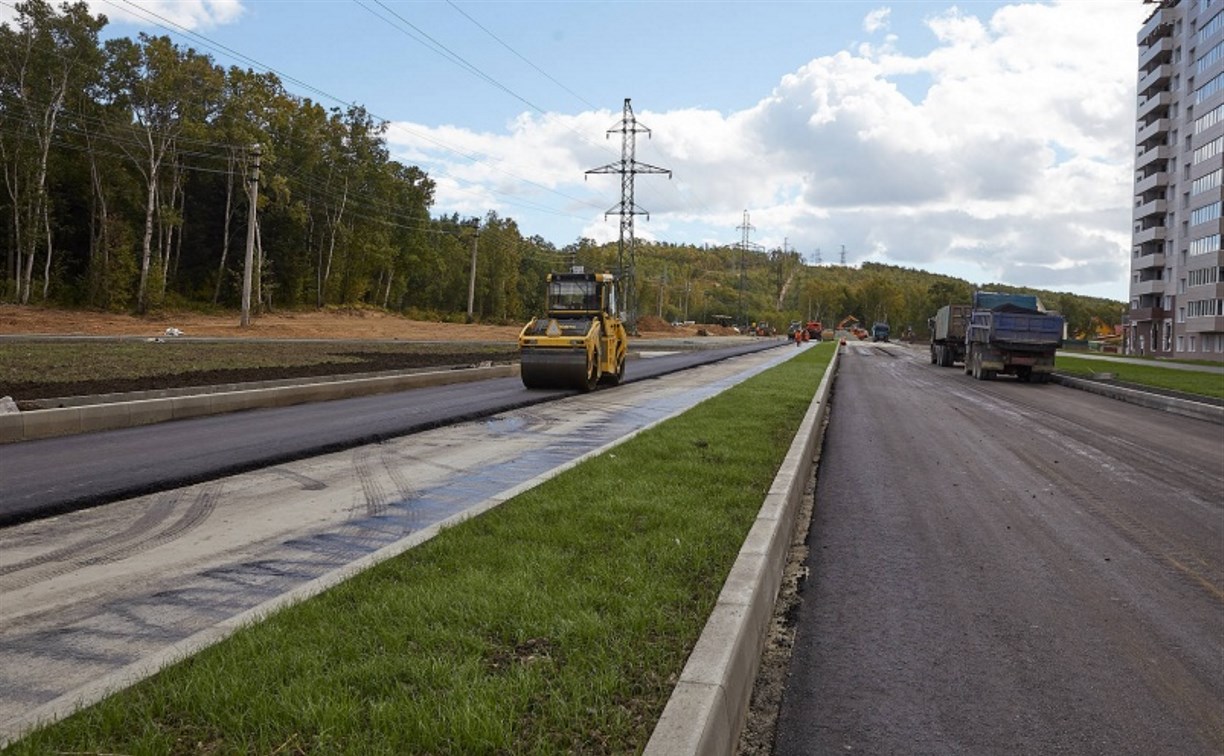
xmin=519 ymin=269 xmax=628 ymax=391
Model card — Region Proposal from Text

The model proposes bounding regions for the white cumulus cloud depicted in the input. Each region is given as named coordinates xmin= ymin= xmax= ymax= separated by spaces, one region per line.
xmin=864 ymin=7 xmax=892 ymax=34
xmin=386 ymin=0 xmax=1149 ymax=300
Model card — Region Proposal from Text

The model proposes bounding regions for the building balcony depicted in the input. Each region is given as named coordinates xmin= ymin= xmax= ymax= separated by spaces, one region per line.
xmin=1186 ymin=281 xmax=1224 ymax=298
xmin=1137 ymin=64 xmax=1172 ymax=98
xmin=1135 ymin=144 xmax=1171 ymax=171
xmin=1130 ymin=279 xmax=1168 ymax=297
xmin=1139 ymin=8 xmax=1173 ymax=46
xmin=1138 ymin=36 xmax=1173 ymax=69
xmin=1134 ymin=170 xmax=1168 ymax=195
xmin=1132 ymin=251 xmax=1166 ymax=270
xmin=1133 ymin=198 xmax=1167 ymax=221
xmin=1185 ymin=316 xmax=1224 ymax=333
xmin=1189 ymin=249 xmax=1224 ymax=267
xmin=1128 ymin=306 xmax=1167 ymax=322
xmin=1135 ymin=118 xmax=1169 ymax=146
xmin=1132 ymin=225 xmax=1167 ymax=245
xmin=1137 ymin=91 xmax=1172 ymax=121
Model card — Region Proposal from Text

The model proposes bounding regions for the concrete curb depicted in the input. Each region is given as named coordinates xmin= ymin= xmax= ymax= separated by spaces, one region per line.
xmin=1052 ymin=374 xmax=1223 ymax=425
xmin=0 ymin=364 xmax=518 ymax=444
xmin=643 ymin=345 xmax=840 ymax=755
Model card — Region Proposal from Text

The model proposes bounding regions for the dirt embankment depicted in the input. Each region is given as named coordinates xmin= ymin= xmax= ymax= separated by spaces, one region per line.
xmin=0 ymin=305 xmax=523 ymax=342
xmin=0 ymin=306 xmax=737 ymax=341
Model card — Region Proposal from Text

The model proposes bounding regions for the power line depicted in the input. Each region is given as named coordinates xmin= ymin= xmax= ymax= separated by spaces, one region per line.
xmin=444 ymin=0 xmax=599 ymax=112
xmin=98 ymin=0 xmax=610 ymax=222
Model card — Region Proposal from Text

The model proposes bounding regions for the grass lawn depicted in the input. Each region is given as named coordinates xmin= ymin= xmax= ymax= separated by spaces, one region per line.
xmin=1055 ymin=355 xmax=1224 ymax=400
xmin=3 ymin=344 xmax=834 ymax=755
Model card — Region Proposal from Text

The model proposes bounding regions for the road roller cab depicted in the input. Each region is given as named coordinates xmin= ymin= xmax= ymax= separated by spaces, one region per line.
xmin=519 ymin=269 xmax=628 ymax=391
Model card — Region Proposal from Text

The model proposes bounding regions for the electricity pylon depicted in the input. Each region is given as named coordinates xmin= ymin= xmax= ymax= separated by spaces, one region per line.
xmin=586 ymin=98 xmax=671 ymax=332
xmin=737 ymin=210 xmax=755 ymax=326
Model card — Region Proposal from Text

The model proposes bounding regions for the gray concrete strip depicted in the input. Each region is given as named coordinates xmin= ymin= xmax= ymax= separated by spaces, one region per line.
xmin=1053 ymin=374 xmax=1223 ymax=424
xmin=643 ymin=345 xmax=840 ymax=756
xmin=0 ymin=364 xmax=518 ymax=443
xmin=1057 ymin=350 xmax=1224 ymax=374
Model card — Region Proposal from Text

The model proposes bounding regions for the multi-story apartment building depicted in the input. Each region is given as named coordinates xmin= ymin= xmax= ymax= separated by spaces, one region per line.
xmin=1129 ymin=0 xmax=1224 ymax=362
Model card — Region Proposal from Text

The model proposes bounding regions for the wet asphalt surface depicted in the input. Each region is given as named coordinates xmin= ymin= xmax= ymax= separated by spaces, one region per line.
xmin=774 ymin=342 xmax=1223 ymax=755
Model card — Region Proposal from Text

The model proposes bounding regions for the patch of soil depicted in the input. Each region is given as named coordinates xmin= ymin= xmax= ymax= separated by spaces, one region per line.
xmin=0 ymin=304 xmax=739 ymax=340
xmin=0 ymin=304 xmax=525 ymax=342
xmin=8 ymin=349 xmax=519 ymax=403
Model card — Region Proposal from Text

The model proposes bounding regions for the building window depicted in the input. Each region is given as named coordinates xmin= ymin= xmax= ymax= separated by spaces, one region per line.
xmin=1200 ymin=40 xmax=1224 ymax=72
xmin=1190 ymin=335 xmax=1198 ymax=352
xmin=1186 ymin=298 xmax=1224 ymax=317
xmin=1190 ymin=201 xmax=1222 ymax=225
xmin=1166 ymin=322 xmax=1174 ymax=352
xmin=1193 ymin=136 xmax=1222 ymax=164
xmin=1191 ymin=169 xmax=1222 ymax=196
xmin=1196 ymin=72 xmax=1224 ymax=104
xmin=1195 ymin=103 xmax=1224 ymax=133
xmin=1190 ymin=234 xmax=1222 ymax=256
xmin=1189 ymin=266 xmax=1222 ymax=286
xmin=1200 ymin=11 xmax=1222 ymax=44
xmin=1179 ymin=306 xmax=1187 ymax=322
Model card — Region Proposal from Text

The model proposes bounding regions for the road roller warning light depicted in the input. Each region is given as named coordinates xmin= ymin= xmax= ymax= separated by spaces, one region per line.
xmin=519 ymin=271 xmax=629 ymax=392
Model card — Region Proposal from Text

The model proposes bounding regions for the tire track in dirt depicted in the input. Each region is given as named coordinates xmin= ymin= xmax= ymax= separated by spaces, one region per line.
xmin=0 ymin=485 xmax=220 ymax=590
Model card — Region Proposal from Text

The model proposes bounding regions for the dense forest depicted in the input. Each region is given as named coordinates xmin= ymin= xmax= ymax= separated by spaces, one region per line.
xmin=1 ymin=1 xmax=1125 ymax=339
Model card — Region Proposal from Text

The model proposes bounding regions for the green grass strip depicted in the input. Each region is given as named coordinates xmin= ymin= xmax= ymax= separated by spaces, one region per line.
xmin=5 ymin=344 xmax=834 ymax=755
xmin=1056 ymin=355 xmax=1224 ymax=400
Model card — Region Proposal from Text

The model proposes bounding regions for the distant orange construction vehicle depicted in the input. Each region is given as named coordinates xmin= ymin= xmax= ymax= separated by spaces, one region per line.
xmin=837 ymin=315 xmax=869 ymax=340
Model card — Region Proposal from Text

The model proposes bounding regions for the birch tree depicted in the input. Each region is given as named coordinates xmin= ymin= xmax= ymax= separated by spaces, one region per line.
xmin=103 ymin=33 xmax=221 ymax=312
xmin=0 ymin=0 xmax=104 ymax=302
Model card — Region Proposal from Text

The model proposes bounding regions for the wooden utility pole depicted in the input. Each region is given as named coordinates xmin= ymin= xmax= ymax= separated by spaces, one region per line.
xmin=466 ymin=218 xmax=480 ymax=322
xmin=240 ymin=144 xmax=261 ymax=328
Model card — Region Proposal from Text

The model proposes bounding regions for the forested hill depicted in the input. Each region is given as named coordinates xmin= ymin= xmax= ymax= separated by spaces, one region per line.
xmin=1 ymin=2 xmax=1123 ymax=339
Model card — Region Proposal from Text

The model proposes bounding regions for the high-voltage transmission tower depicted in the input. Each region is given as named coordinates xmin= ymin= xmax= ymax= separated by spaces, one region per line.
xmin=586 ymin=98 xmax=671 ymax=332
xmin=736 ymin=210 xmax=761 ymax=325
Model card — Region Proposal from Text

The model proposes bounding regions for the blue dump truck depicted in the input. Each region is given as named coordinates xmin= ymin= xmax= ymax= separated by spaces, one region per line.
xmin=871 ymin=322 xmax=890 ymax=342
xmin=963 ymin=291 xmax=1064 ymax=382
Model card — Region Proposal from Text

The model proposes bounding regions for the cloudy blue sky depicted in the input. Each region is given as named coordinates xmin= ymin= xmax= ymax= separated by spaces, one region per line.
xmin=31 ymin=0 xmax=1150 ymax=301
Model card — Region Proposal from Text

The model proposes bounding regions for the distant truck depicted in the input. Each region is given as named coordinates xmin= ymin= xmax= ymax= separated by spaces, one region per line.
xmin=871 ymin=322 xmax=890 ymax=342
xmin=928 ymin=304 xmax=972 ymax=367
xmin=963 ymin=291 xmax=1064 ymax=382
xmin=805 ymin=320 xmax=823 ymax=341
